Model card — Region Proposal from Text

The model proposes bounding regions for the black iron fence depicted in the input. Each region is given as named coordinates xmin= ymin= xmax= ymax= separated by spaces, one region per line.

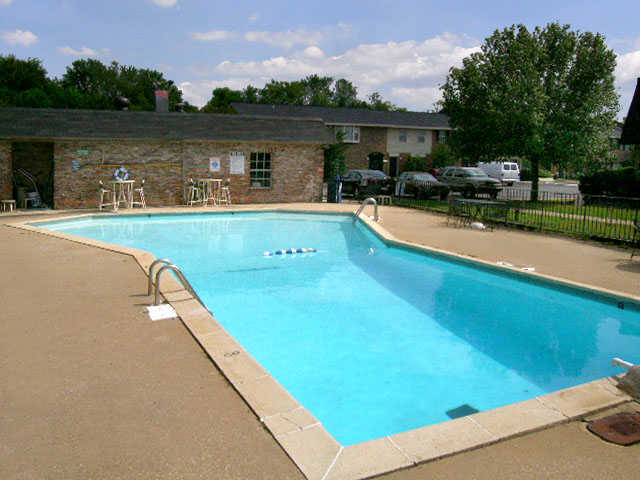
xmin=393 ymin=187 xmax=640 ymax=244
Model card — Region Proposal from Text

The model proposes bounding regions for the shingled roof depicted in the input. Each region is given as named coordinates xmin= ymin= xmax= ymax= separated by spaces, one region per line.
xmin=231 ymin=103 xmax=451 ymax=129
xmin=0 ymin=108 xmax=333 ymax=144
xmin=621 ymin=78 xmax=640 ymax=145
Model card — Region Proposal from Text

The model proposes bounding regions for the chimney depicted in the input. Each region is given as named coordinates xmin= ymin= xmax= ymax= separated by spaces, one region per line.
xmin=155 ymin=90 xmax=169 ymax=113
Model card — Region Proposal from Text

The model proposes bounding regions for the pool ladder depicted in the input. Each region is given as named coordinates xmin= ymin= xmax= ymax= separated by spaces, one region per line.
xmin=353 ymin=197 xmax=379 ymax=225
xmin=147 ymin=258 xmax=210 ymax=313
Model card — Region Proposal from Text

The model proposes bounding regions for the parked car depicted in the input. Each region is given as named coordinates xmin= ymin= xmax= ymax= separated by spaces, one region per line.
xmin=396 ymin=171 xmax=449 ymax=199
xmin=439 ymin=167 xmax=503 ymax=198
xmin=477 ymin=161 xmax=520 ymax=185
xmin=341 ymin=170 xmax=393 ymax=198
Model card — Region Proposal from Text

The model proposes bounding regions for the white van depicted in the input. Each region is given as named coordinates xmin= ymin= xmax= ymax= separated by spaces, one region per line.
xmin=477 ymin=161 xmax=520 ymax=185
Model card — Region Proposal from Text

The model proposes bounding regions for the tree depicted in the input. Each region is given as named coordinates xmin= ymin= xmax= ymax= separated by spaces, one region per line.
xmin=242 ymin=85 xmax=259 ymax=103
xmin=367 ymin=92 xmax=395 ymax=111
xmin=332 ymin=79 xmax=359 ymax=107
xmin=301 ymin=74 xmax=333 ymax=106
xmin=62 ymin=59 xmax=185 ymax=111
xmin=259 ymin=79 xmax=306 ymax=105
xmin=441 ymin=23 xmax=619 ymax=200
xmin=430 ymin=144 xmax=455 ymax=168
xmin=323 ymin=136 xmax=347 ymax=180
xmin=201 ymin=87 xmax=244 ymax=113
xmin=0 ymin=55 xmax=51 ymax=106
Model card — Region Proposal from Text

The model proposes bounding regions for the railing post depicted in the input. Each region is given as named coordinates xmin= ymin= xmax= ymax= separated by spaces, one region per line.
xmin=148 ymin=258 xmax=172 ymax=295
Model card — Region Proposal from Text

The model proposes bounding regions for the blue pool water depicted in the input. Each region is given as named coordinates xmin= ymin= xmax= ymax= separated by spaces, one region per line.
xmin=39 ymin=212 xmax=640 ymax=445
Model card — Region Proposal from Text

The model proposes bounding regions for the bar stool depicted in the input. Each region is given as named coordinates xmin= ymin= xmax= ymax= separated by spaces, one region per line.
xmin=219 ymin=179 xmax=231 ymax=206
xmin=131 ymin=179 xmax=147 ymax=208
xmin=98 ymin=181 xmax=117 ymax=211
xmin=186 ymin=178 xmax=203 ymax=206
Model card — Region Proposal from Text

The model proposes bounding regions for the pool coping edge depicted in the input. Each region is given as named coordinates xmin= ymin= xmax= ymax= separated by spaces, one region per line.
xmin=6 ymin=206 xmax=635 ymax=480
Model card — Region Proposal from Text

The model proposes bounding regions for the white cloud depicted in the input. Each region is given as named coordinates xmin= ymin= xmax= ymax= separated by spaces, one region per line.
xmin=58 ymin=45 xmax=99 ymax=56
xmin=391 ymin=87 xmax=442 ymax=109
xmin=302 ymin=46 xmax=325 ymax=59
xmin=0 ymin=0 xmax=14 ymax=6
xmin=152 ymin=0 xmax=178 ymax=7
xmin=216 ymin=34 xmax=478 ymax=93
xmin=181 ymin=33 xmax=477 ymax=110
xmin=1 ymin=29 xmax=38 ymax=46
xmin=179 ymin=78 xmax=268 ymax=107
xmin=248 ymin=13 xmax=259 ymax=23
xmin=616 ymin=49 xmax=640 ymax=84
xmin=245 ymin=29 xmax=325 ymax=49
xmin=192 ymin=30 xmax=237 ymax=41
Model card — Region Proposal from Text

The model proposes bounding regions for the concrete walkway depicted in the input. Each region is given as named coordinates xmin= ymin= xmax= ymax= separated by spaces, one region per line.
xmin=1 ymin=205 xmax=639 ymax=479
xmin=0 ymin=224 xmax=303 ymax=480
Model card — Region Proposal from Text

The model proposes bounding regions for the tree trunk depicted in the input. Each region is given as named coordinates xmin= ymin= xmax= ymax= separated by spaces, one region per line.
xmin=531 ymin=157 xmax=539 ymax=203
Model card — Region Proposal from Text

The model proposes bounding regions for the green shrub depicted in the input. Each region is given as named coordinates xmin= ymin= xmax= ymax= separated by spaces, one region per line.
xmin=402 ymin=155 xmax=429 ymax=172
xmin=323 ymin=142 xmax=346 ymax=181
xmin=579 ymin=167 xmax=640 ymax=197
xmin=431 ymin=144 xmax=455 ymax=168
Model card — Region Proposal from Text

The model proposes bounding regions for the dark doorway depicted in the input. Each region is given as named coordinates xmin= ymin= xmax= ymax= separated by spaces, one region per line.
xmin=389 ymin=157 xmax=398 ymax=177
xmin=12 ymin=142 xmax=55 ymax=208
xmin=368 ymin=152 xmax=384 ymax=171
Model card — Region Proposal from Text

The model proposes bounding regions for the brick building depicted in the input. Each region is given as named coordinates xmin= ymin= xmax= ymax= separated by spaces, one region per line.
xmin=0 ymin=107 xmax=332 ymax=209
xmin=233 ymin=103 xmax=451 ymax=176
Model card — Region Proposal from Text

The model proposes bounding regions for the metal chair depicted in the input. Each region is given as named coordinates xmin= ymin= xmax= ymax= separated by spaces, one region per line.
xmin=131 ymin=179 xmax=147 ymax=208
xmin=447 ymin=194 xmax=469 ymax=227
xmin=219 ymin=179 xmax=231 ymax=206
xmin=98 ymin=181 xmax=117 ymax=211
xmin=186 ymin=178 xmax=203 ymax=206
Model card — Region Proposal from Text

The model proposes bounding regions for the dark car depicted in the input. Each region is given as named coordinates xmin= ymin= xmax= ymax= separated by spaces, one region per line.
xmin=438 ymin=167 xmax=503 ymax=198
xmin=341 ymin=170 xmax=393 ymax=198
xmin=397 ymin=171 xmax=449 ymax=200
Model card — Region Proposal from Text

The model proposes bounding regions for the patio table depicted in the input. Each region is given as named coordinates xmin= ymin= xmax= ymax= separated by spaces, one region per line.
xmin=109 ymin=180 xmax=136 ymax=209
xmin=453 ymin=198 xmax=508 ymax=228
xmin=197 ymin=178 xmax=223 ymax=206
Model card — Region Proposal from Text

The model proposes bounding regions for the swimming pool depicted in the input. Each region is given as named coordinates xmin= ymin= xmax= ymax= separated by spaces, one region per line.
xmin=38 ymin=212 xmax=640 ymax=446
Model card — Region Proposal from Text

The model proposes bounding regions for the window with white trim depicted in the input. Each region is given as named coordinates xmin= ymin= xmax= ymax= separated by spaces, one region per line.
xmin=417 ymin=132 xmax=426 ymax=143
xmin=399 ymin=130 xmax=407 ymax=143
xmin=250 ymin=152 xmax=272 ymax=188
xmin=334 ymin=126 xmax=360 ymax=143
xmin=438 ymin=130 xmax=448 ymax=143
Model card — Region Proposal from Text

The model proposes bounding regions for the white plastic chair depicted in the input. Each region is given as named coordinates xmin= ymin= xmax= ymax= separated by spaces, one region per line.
xmin=186 ymin=179 xmax=203 ymax=206
xmin=98 ymin=181 xmax=117 ymax=211
xmin=219 ymin=179 xmax=231 ymax=205
xmin=131 ymin=179 xmax=147 ymax=208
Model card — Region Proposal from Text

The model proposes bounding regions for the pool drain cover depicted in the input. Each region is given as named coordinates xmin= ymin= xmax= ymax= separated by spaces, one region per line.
xmin=587 ymin=412 xmax=640 ymax=446
xmin=446 ymin=404 xmax=479 ymax=419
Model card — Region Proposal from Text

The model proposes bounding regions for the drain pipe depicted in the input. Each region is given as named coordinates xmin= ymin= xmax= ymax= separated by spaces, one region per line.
xmin=611 ymin=357 xmax=634 ymax=371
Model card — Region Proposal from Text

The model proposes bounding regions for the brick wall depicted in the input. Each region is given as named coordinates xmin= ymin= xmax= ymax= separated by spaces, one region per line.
xmin=0 ymin=141 xmax=11 ymax=200
xmin=181 ymin=141 xmax=323 ymax=204
xmin=53 ymin=139 xmax=324 ymax=209
xmin=342 ymin=127 xmax=387 ymax=171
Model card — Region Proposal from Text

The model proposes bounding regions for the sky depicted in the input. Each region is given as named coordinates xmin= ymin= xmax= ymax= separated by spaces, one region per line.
xmin=1 ymin=0 xmax=639 ymax=117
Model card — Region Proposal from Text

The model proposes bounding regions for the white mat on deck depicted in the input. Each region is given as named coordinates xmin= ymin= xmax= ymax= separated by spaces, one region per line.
xmin=146 ymin=304 xmax=178 ymax=321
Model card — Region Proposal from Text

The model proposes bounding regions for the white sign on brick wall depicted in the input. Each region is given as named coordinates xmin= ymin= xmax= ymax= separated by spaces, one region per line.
xmin=209 ymin=157 xmax=221 ymax=172
xmin=229 ymin=152 xmax=245 ymax=175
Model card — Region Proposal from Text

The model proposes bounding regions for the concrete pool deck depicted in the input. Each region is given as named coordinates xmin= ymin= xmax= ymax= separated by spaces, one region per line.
xmin=2 ymin=203 xmax=639 ymax=479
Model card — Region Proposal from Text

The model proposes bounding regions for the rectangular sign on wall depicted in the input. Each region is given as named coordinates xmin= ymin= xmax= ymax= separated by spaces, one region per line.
xmin=209 ymin=157 xmax=221 ymax=172
xmin=229 ymin=151 xmax=245 ymax=174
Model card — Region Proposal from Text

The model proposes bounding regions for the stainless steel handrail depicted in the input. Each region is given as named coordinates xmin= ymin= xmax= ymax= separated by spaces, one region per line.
xmin=147 ymin=258 xmax=172 ymax=295
xmin=353 ymin=197 xmax=379 ymax=224
xmin=153 ymin=264 xmax=210 ymax=314
xmin=611 ymin=357 xmax=634 ymax=371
